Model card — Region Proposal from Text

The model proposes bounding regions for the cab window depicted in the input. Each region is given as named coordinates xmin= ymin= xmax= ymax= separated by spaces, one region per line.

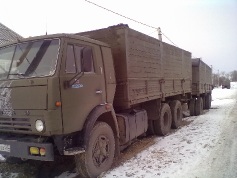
xmin=66 ymin=45 xmax=76 ymax=73
xmin=66 ymin=44 xmax=94 ymax=74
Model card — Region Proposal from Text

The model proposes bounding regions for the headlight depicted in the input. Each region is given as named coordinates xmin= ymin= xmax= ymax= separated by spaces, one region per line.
xmin=35 ymin=120 xmax=45 ymax=132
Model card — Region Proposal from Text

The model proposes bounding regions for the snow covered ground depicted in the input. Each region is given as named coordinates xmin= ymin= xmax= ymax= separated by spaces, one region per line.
xmin=103 ymin=88 xmax=237 ymax=178
xmin=231 ymin=82 xmax=237 ymax=89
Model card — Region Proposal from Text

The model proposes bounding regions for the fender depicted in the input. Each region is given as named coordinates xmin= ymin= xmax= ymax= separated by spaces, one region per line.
xmin=82 ymin=103 xmax=120 ymax=156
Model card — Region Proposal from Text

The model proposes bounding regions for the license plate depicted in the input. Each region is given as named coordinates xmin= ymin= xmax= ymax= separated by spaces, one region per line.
xmin=0 ymin=144 xmax=10 ymax=152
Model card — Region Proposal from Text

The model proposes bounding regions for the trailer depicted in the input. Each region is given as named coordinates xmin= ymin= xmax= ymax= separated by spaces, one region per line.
xmin=189 ymin=58 xmax=212 ymax=116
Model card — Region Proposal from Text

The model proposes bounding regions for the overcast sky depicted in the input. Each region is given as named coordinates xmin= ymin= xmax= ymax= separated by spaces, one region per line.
xmin=1 ymin=0 xmax=236 ymax=73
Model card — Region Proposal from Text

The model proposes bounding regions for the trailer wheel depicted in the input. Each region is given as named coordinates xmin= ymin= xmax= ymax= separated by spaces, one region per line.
xmin=75 ymin=122 xmax=115 ymax=178
xmin=153 ymin=103 xmax=172 ymax=136
xmin=189 ymin=98 xmax=195 ymax=116
xmin=205 ymin=94 xmax=212 ymax=109
xmin=170 ymin=100 xmax=183 ymax=129
xmin=202 ymin=96 xmax=206 ymax=109
xmin=195 ymin=97 xmax=203 ymax=116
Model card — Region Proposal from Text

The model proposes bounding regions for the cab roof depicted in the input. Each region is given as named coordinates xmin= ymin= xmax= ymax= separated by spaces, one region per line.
xmin=0 ymin=33 xmax=110 ymax=48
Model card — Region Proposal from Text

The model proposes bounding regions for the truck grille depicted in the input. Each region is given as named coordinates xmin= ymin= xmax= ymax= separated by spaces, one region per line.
xmin=0 ymin=118 xmax=32 ymax=132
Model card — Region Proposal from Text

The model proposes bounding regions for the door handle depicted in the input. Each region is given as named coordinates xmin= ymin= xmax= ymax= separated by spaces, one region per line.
xmin=96 ymin=90 xmax=103 ymax=94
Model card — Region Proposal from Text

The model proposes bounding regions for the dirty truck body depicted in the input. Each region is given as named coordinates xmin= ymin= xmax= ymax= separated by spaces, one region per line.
xmin=0 ymin=25 xmax=212 ymax=177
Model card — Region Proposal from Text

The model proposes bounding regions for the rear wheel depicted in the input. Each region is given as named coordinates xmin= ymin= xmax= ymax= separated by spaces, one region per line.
xmin=170 ymin=100 xmax=183 ymax=129
xmin=195 ymin=97 xmax=203 ymax=116
xmin=75 ymin=122 xmax=115 ymax=178
xmin=153 ymin=103 xmax=172 ymax=136
xmin=205 ymin=94 xmax=212 ymax=109
xmin=189 ymin=98 xmax=195 ymax=116
xmin=202 ymin=96 xmax=206 ymax=109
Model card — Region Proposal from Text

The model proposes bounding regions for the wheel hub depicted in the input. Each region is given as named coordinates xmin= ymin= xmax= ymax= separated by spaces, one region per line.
xmin=93 ymin=135 xmax=109 ymax=167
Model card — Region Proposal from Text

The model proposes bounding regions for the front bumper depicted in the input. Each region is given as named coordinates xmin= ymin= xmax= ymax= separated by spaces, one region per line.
xmin=0 ymin=135 xmax=54 ymax=161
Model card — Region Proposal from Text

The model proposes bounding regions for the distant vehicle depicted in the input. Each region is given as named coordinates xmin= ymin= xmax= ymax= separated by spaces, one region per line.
xmin=0 ymin=24 xmax=213 ymax=177
xmin=222 ymin=79 xmax=231 ymax=89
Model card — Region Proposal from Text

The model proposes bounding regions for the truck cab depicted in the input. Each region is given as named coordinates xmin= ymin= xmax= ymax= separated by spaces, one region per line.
xmin=0 ymin=34 xmax=117 ymax=176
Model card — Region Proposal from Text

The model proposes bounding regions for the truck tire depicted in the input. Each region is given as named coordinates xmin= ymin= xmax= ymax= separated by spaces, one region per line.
xmin=170 ymin=100 xmax=183 ymax=129
xmin=153 ymin=103 xmax=172 ymax=136
xmin=195 ymin=97 xmax=203 ymax=116
xmin=147 ymin=120 xmax=155 ymax=135
xmin=189 ymin=98 xmax=195 ymax=116
xmin=205 ymin=94 xmax=212 ymax=109
xmin=75 ymin=122 xmax=115 ymax=178
xmin=202 ymin=96 xmax=206 ymax=109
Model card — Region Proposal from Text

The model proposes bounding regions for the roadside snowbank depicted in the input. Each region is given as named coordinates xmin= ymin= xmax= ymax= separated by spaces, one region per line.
xmin=103 ymin=88 xmax=237 ymax=178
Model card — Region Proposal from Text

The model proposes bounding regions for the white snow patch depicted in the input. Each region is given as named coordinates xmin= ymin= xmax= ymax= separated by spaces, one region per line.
xmin=231 ymin=82 xmax=237 ymax=89
xmin=103 ymin=88 xmax=237 ymax=178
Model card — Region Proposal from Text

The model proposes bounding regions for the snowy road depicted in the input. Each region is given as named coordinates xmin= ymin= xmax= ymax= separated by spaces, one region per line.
xmin=103 ymin=88 xmax=237 ymax=178
xmin=183 ymin=89 xmax=237 ymax=178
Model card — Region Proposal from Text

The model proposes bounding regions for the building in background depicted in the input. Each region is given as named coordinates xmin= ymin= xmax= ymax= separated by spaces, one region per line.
xmin=0 ymin=23 xmax=23 ymax=45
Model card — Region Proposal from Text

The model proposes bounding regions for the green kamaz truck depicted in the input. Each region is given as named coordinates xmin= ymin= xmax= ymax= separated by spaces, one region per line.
xmin=0 ymin=24 xmax=212 ymax=177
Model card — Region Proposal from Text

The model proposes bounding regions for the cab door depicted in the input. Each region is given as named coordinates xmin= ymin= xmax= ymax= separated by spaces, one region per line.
xmin=60 ymin=38 xmax=106 ymax=134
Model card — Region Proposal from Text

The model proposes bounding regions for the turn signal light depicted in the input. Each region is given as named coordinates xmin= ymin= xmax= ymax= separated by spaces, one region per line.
xmin=30 ymin=147 xmax=39 ymax=155
xmin=40 ymin=148 xmax=46 ymax=156
xmin=55 ymin=101 xmax=62 ymax=107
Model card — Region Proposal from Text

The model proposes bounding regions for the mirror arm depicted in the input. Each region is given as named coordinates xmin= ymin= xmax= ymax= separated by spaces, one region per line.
xmin=64 ymin=72 xmax=84 ymax=89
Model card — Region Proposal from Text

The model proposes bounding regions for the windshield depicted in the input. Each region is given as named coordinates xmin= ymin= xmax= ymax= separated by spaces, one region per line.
xmin=0 ymin=39 xmax=60 ymax=80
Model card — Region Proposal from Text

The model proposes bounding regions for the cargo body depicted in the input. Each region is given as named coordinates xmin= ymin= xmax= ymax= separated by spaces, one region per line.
xmin=0 ymin=24 xmax=212 ymax=177
xmin=79 ymin=25 xmax=192 ymax=110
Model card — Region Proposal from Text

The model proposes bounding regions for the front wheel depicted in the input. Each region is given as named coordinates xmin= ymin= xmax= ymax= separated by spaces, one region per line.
xmin=75 ymin=122 xmax=115 ymax=178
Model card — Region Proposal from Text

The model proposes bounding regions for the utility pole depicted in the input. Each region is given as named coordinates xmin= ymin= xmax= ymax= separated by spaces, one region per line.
xmin=158 ymin=27 xmax=162 ymax=41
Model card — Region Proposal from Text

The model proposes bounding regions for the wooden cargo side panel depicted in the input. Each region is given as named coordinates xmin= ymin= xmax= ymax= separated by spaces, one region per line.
xmin=126 ymin=29 xmax=162 ymax=78
xmin=205 ymin=65 xmax=213 ymax=92
xmin=163 ymin=43 xmax=182 ymax=78
xmin=182 ymin=50 xmax=192 ymax=94
xmin=126 ymin=28 xmax=164 ymax=105
xmin=126 ymin=29 xmax=191 ymax=103
xmin=162 ymin=43 xmax=192 ymax=96
xmin=192 ymin=58 xmax=212 ymax=95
